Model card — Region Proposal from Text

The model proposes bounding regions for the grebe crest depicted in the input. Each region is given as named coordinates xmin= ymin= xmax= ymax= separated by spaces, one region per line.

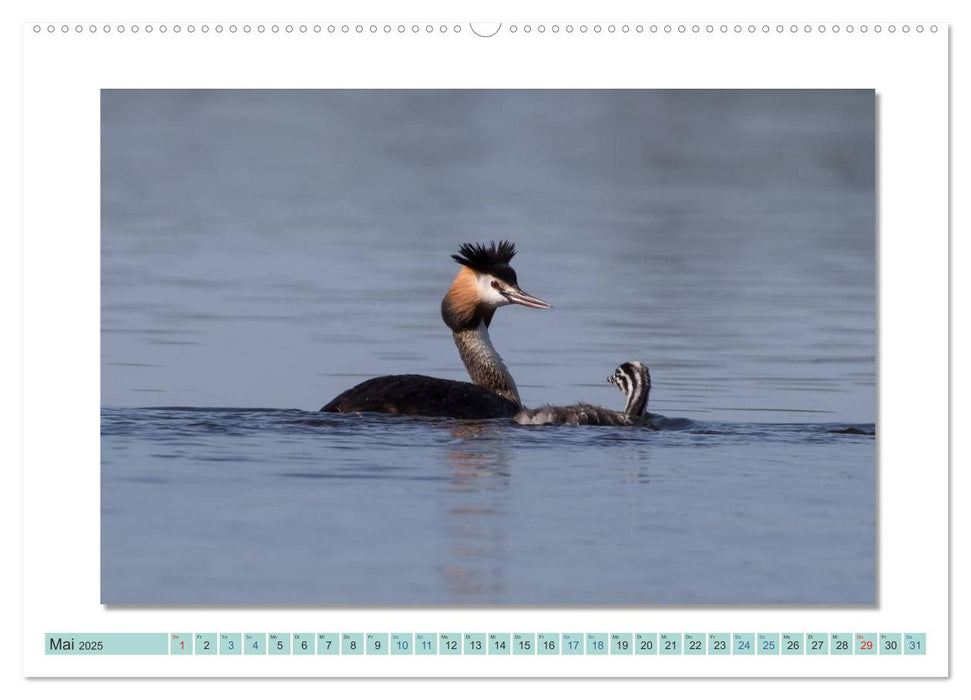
xmin=441 ymin=240 xmax=551 ymax=333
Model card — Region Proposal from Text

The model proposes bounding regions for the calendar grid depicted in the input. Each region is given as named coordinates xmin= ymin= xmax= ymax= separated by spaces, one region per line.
xmin=44 ymin=632 xmax=926 ymax=657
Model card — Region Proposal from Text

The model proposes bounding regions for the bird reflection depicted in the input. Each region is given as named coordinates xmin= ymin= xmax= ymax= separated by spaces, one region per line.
xmin=438 ymin=421 xmax=511 ymax=600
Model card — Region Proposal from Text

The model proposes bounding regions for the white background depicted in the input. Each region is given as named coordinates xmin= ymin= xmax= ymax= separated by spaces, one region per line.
xmin=5 ymin=0 xmax=967 ymax=697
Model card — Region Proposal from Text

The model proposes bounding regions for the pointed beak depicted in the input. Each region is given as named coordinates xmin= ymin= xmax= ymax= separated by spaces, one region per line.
xmin=503 ymin=286 xmax=552 ymax=309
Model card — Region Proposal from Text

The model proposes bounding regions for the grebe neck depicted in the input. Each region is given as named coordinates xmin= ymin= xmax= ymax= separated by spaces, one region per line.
xmin=453 ymin=321 xmax=521 ymax=406
xmin=625 ymin=366 xmax=651 ymax=417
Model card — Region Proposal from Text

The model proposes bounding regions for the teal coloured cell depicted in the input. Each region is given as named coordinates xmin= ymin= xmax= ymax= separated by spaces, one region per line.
xmin=415 ymin=633 xmax=437 ymax=655
xmin=684 ymin=633 xmax=705 ymax=655
xmin=366 ymin=633 xmax=388 ymax=655
xmin=489 ymin=633 xmax=511 ymax=655
xmin=537 ymin=633 xmax=559 ymax=655
xmin=830 ymin=633 xmax=853 ymax=655
xmin=758 ymin=633 xmax=779 ymax=655
xmin=464 ymin=633 xmax=486 ymax=655
xmin=635 ymin=633 xmax=657 ymax=655
xmin=708 ymin=633 xmax=730 ymax=656
xmin=781 ymin=633 xmax=804 ymax=655
xmin=610 ymin=633 xmax=633 ymax=655
xmin=513 ymin=633 xmax=535 ymax=655
xmin=439 ymin=633 xmax=462 ymax=655
xmin=855 ymin=633 xmax=877 ymax=655
xmin=367 ymin=633 xmax=388 ymax=655
xmin=561 ymin=633 xmax=584 ymax=655
xmin=219 ymin=633 xmax=241 ymax=655
xmin=391 ymin=633 xmax=413 ymax=655
xmin=659 ymin=633 xmax=682 ymax=655
xmin=879 ymin=633 xmax=902 ymax=655
xmin=904 ymin=633 xmax=926 ymax=655
xmin=317 ymin=633 xmax=339 ymax=655
xmin=733 ymin=633 xmax=755 ymax=655
xmin=342 ymin=633 xmax=364 ymax=655
xmin=586 ymin=633 xmax=608 ymax=655
xmin=806 ymin=633 xmax=828 ymax=655
xmin=170 ymin=633 xmax=192 ymax=655
xmin=292 ymin=633 xmax=314 ymax=655
xmin=195 ymin=633 xmax=217 ymax=656
xmin=268 ymin=634 xmax=290 ymax=655
xmin=44 ymin=633 xmax=168 ymax=655
xmin=244 ymin=633 xmax=266 ymax=655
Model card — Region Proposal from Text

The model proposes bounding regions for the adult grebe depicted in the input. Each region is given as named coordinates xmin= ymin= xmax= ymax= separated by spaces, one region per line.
xmin=320 ymin=241 xmax=551 ymax=418
xmin=514 ymin=361 xmax=656 ymax=427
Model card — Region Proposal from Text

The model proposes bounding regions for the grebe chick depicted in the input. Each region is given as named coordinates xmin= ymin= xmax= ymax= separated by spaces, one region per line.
xmin=513 ymin=361 xmax=656 ymax=427
xmin=321 ymin=241 xmax=551 ymax=418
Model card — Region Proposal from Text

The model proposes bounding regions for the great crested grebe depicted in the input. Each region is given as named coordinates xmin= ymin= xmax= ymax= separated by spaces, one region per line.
xmin=321 ymin=242 xmax=657 ymax=426
xmin=321 ymin=241 xmax=552 ymax=418
xmin=513 ymin=361 xmax=656 ymax=427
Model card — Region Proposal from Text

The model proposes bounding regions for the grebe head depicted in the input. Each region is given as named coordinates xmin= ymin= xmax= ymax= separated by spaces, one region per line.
xmin=608 ymin=361 xmax=651 ymax=417
xmin=442 ymin=241 xmax=551 ymax=331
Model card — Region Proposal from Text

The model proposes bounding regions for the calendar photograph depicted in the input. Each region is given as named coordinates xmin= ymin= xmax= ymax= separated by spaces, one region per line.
xmin=101 ymin=89 xmax=875 ymax=605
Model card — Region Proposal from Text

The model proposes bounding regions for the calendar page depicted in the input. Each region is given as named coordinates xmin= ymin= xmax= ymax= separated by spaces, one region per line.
xmin=20 ymin=3 xmax=949 ymax=682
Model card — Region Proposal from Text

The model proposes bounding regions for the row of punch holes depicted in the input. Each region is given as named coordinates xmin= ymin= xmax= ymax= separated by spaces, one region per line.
xmin=33 ymin=23 xmax=939 ymax=36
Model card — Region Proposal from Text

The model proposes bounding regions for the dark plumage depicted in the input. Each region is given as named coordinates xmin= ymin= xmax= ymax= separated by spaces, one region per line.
xmin=451 ymin=240 xmax=518 ymax=285
xmin=320 ymin=374 xmax=519 ymax=418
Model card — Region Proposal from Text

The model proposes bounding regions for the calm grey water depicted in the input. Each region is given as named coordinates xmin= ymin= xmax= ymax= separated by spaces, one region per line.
xmin=101 ymin=90 xmax=875 ymax=604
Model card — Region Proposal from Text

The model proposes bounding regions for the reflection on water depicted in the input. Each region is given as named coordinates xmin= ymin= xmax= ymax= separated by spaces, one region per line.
xmin=102 ymin=409 xmax=875 ymax=604
xmin=443 ymin=423 xmax=512 ymax=599
xmin=101 ymin=90 xmax=875 ymax=604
